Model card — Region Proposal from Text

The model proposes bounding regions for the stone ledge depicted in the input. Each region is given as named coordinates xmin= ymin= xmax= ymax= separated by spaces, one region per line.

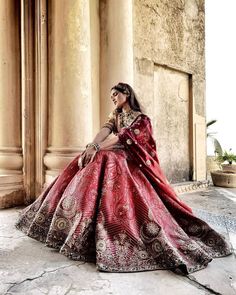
xmin=0 ymin=175 xmax=25 ymax=209
xmin=0 ymin=188 xmax=25 ymax=209
xmin=0 ymin=174 xmax=23 ymax=187
xmin=173 ymin=180 xmax=211 ymax=194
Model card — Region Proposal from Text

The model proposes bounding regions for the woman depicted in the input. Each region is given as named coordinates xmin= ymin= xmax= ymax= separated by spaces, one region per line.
xmin=16 ymin=82 xmax=232 ymax=274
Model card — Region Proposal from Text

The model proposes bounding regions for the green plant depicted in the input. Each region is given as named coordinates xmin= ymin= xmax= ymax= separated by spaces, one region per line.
xmin=215 ymin=149 xmax=236 ymax=165
xmin=207 ymin=120 xmax=223 ymax=155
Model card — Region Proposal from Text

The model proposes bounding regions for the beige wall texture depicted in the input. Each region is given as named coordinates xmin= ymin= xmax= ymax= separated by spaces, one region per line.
xmin=133 ymin=0 xmax=206 ymax=182
xmin=0 ymin=0 xmax=206 ymax=208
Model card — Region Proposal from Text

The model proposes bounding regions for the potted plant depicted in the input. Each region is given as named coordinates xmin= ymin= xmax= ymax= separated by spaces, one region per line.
xmin=211 ymin=148 xmax=236 ymax=188
xmin=215 ymin=148 xmax=236 ymax=172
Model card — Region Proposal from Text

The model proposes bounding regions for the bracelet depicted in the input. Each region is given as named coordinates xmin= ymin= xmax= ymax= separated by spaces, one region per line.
xmin=86 ymin=142 xmax=100 ymax=152
xmin=93 ymin=143 xmax=100 ymax=152
xmin=86 ymin=143 xmax=93 ymax=148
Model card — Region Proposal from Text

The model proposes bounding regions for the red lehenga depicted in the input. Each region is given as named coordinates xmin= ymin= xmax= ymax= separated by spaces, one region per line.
xmin=16 ymin=112 xmax=232 ymax=274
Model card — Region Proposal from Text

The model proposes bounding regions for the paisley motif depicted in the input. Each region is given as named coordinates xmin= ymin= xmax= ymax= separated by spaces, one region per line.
xmin=15 ymin=114 xmax=232 ymax=274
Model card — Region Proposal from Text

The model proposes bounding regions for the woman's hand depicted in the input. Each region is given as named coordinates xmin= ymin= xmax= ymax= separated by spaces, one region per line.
xmin=78 ymin=146 xmax=97 ymax=169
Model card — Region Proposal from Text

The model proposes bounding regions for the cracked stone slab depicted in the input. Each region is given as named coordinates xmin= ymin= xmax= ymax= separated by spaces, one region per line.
xmin=3 ymin=263 xmax=84 ymax=295
xmin=0 ymin=209 xmax=209 ymax=295
xmin=179 ymin=187 xmax=236 ymax=295
xmin=179 ymin=186 xmax=236 ymax=217
xmin=2 ymin=264 xmax=211 ymax=295
xmin=190 ymin=208 xmax=236 ymax=252
xmin=192 ymin=208 xmax=236 ymax=234
xmin=1 ymin=187 xmax=236 ymax=295
xmin=184 ymin=255 xmax=236 ymax=295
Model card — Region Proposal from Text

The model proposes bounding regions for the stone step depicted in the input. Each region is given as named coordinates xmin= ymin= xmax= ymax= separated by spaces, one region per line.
xmin=173 ymin=180 xmax=211 ymax=194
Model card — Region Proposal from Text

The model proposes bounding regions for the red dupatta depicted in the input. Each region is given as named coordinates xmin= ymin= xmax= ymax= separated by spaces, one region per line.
xmin=118 ymin=114 xmax=193 ymax=214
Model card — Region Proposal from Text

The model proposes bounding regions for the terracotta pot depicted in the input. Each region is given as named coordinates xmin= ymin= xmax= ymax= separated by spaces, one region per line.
xmin=210 ymin=170 xmax=236 ymax=188
xmin=221 ymin=164 xmax=236 ymax=173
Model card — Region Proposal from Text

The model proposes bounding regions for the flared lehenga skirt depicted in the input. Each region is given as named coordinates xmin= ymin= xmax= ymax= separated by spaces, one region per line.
xmin=16 ymin=149 xmax=232 ymax=274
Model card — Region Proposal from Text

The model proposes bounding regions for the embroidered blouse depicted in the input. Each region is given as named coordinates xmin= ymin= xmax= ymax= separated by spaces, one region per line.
xmin=102 ymin=109 xmax=142 ymax=134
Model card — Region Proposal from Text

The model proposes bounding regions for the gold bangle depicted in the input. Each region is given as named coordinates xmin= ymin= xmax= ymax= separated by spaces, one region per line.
xmin=86 ymin=143 xmax=93 ymax=149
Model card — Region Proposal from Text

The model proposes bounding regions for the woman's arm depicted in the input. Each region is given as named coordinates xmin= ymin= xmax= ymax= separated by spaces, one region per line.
xmin=79 ymin=133 xmax=119 ymax=169
xmin=99 ymin=134 xmax=119 ymax=150
xmin=91 ymin=127 xmax=111 ymax=144
xmin=79 ymin=127 xmax=112 ymax=168
xmin=79 ymin=111 xmax=117 ymax=168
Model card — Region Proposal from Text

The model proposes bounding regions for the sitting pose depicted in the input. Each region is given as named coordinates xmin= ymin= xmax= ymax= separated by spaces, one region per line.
xmin=16 ymin=82 xmax=232 ymax=274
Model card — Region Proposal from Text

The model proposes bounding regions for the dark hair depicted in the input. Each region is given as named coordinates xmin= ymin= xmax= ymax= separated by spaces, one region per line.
xmin=111 ymin=82 xmax=143 ymax=113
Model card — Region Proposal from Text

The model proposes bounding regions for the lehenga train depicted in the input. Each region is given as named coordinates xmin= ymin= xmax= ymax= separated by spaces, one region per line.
xmin=16 ymin=114 xmax=232 ymax=274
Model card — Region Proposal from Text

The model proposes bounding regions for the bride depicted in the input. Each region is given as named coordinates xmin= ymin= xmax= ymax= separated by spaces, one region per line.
xmin=16 ymin=82 xmax=232 ymax=274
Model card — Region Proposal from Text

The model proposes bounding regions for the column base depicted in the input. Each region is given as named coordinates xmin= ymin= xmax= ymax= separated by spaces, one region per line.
xmin=44 ymin=147 xmax=82 ymax=187
xmin=0 ymin=175 xmax=25 ymax=209
xmin=44 ymin=170 xmax=59 ymax=187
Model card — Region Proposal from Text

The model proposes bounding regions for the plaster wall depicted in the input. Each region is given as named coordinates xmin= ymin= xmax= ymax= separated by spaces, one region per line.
xmin=133 ymin=0 xmax=206 ymax=182
xmin=154 ymin=66 xmax=190 ymax=182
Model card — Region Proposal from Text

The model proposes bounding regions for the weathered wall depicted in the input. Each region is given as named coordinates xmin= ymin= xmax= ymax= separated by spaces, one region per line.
xmin=133 ymin=0 xmax=205 ymax=182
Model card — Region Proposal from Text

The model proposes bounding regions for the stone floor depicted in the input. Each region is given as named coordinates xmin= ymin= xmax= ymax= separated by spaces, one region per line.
xmin=0 ymin=185 xmax=236 ymax=295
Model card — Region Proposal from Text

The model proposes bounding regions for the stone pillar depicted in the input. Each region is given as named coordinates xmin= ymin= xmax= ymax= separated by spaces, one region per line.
xmin=0 ymin=0 xmax=24 ymax=208
xmin=44 ymin=0 xmax=99 ymax=183
xmin=100 ymin=0 xmax=134 ymax=124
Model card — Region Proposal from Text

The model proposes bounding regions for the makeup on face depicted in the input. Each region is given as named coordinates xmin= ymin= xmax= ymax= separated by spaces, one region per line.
xmin=110 ymin=90 xmax=127 ymax=108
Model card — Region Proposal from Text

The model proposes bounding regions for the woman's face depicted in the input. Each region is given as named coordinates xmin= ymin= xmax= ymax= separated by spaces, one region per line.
xmin=110 ymin=89 xmax=128 ymax=108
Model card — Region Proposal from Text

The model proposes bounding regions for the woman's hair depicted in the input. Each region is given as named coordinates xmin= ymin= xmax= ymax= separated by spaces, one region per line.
xmin=111 ymin=82 xmax=143 ymax=113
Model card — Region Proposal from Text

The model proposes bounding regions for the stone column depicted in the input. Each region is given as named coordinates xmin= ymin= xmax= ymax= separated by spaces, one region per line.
xmin=0 ymin=0 xmax=24 ymax=208
xmin=44 ymin=0 xmax=99 ymax=183
xmin=100 ymin=0 xmax=134 ymax=124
